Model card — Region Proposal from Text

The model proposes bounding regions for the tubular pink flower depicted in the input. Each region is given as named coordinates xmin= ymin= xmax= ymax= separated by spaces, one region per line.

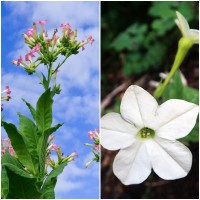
xmin=87 ymin=35 xmax=95 ymax=45
xmin=51 ymin=35 xmax=59 ymax=46
xmin=25 ymin=51 xmax=35 ymax=62
xmin=2 ymin=86 xmax=11 ymax=95
xmin=27 ymin=28 xmax=36 ymax=38
xmin=12 ymin=56 xmax=23 ymax=66
xmin=2 ymin=138 xmax=15 ymax=156
xmin=31 ymin=43 xmax=41 ymax=53
xmin=89 ymin=131 xmax=95 ymax=140
xmin=61 ymin=22 xmax=71 ymax=30
xmin=93 ymin=144 xmax=100 ymax=151
xmin=48 ymin=135 xmax=55 ymax=141
xmin=67 ymin=30 xmax=74 ymax=39
xmin=36 ymin=20 xmax=47 ymax=25
xmin=49 ymin=142 xmax=60 ymax=151
xmin=17 ymin=56 xmax=23 ymax=65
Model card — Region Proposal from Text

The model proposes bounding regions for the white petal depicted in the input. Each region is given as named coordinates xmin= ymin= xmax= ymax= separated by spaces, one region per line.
xmin=176 ymin=11 xmax=190 ymax=37
xmin=188 ymin=29 xmax=199 ymax=44
xmin=120 ymin=85 xmax=158 ymax=129
xmin=113 ymin=141 xmax=152 ymax=185
xmin=147 ymin=138 xmax=192 ymax=180
xmin=101 ymin=112 xmax=138 ymax=150
xmin=153 ymin=99 xmax=199 ymax=139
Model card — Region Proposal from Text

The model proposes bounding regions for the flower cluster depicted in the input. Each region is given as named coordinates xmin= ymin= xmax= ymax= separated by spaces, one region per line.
xmin=46 ymin=135 xmax=78 ymax=169
xmin=85 ymin=129 xmax=100 ymax=168
xmin=2 ymin=138 xmax=15 ymax=156
xmin=12 ymin=20 xmax=94 ymax=75
xmin=1 ymin=86 xmax=11 ymax=111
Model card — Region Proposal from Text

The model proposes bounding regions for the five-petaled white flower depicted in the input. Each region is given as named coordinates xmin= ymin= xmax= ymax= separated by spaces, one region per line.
xmin=101 ymin=85 xmax=199 ymax=185
xmin=175 ymin=11 xmax=199 ymax=44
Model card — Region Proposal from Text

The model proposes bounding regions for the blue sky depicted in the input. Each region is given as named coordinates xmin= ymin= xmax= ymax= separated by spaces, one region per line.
xmin=1 ymin=1 xmax=100 ymax=199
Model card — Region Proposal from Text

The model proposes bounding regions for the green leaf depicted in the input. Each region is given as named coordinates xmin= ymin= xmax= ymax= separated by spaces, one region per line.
xmin=1 ymin=166 xmax=9 ymax=199
xmin=41 ymin=162 xmax=68 ymax=199
xmin=18 ymin=113 xmax=40 ymax=153
xmin=36 ymin=89 xmax=53 ymax=134
xmin=3 ymin=164 xmax=41 ymax=199
xmin=182 ymin=86 xmax=199 ymax=104
xmin=2 ymin=122 xmax=36 ymax=174
xmin=41 ymin=73 xmax=49 ymax=90
xmin=44 ymin=123 xmax=63 ymax=136
xmin=1 ymin=152 xmax=24 ymax=198
xmin=18 ymin=113 xmax=40 ymax=173
xmin=2 ymin=151 xmax=24 ymax=169
xmin=22 ymin=98 xmax=36 ymax=121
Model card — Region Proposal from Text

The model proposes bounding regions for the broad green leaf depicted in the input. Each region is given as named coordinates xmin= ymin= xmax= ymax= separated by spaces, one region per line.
xmin=1 ymin=152 xmax=25 ymax=198
xmin=18 ymin=113 xmax=40 ymax=173
xmin=3 ymin=164 xmax=41 ymax=199
xmin=22 ymin=98 xmax=36 ymax=121
xmin=38 ymin=123 xmax=63 ymax=179
xmin=36 ymin=89 xmax=53 ymax=133
xmin=2 ymin=122 xmax=36 ymax=174
xmin=41 ymin=162 xmax=68 ymax=199
xmin=18 ymin=113 xmax=40 ymax=156
xmin=1 ymin=166 xmax=9 ymax=198
xmin=182 ymin=86 xmax=199 ymax=104
xmin=2 ymin=151 xmax=24 ymax=169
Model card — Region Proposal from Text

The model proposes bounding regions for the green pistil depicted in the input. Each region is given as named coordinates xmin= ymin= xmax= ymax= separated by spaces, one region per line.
xmin=137 ymin=127 xmax=155 ymax=140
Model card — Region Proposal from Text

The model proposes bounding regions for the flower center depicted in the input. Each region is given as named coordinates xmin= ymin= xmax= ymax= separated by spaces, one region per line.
xmin=137 ymin=127 xmax=155 ymax=140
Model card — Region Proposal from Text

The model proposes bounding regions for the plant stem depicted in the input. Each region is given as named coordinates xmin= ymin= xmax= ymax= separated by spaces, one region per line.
xmin=154 ymin=37 xmax=193 ymax=99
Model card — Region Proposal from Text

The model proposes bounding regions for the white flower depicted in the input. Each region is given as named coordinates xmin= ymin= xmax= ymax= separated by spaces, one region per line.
xmin=101 ymin=85 xmax=199 ymax=185
xmin=175 ymin=11 xmax=199 ymax=44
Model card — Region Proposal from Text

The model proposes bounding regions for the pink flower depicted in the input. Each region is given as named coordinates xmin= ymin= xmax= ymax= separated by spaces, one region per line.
xmin=25 ymin=51 xmax=35 ymax=62
xmin=93 ymin=144 xmax=100 ymax=151
xmin=48 ymin=135 xmax=55 ymax=141
xmin=1 ymin=86 xmax=11 ymax=101
xmin=2 ymin=138 xmax=15 ymax=156
xmin=49 ymin=142 xmax=60 ymax=151
xmin=36 ymin=20 xmax=47 ymax=25
xmin=61 ymin=23 xmax=71 ymax=30
xmin=51 ymin=35 xmax=59 ymax=46
xmin=88 ymin=130 xmax=99 ymax=140
xmin=17 ymin=56 xmax=23 ymax=65
xmin=87 ymin=35 xmax=95 ymax=45
xmin=12 ymin=56 xmax=23 ymax=66
xmin=4 ymin=86 xmax=11 ymax=95
xmin=27 ymin=28 xmax=36 ymax=38
xmin=67 ymin=30 xmax=74 ymax=40
xmin=89 ymin=131 xmax=95 ymax=140
xmin=31 ymin=44 xmax=41 ymax=53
